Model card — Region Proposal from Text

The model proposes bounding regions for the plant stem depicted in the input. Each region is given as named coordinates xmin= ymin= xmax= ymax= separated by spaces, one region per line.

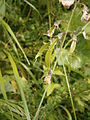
xmin=61 ymin=1 xmax=78 ymax=48
xmin=63 ymin=64 xmax=77 ymax=120
xmin=33 ymin=85 xmax=48 ymax=120
xmin=47 ymin=0 xmax=51 ymax=29
xmin=33 ymin=59 xmax=57 ymax=120
xmin=82 ymin=21 xmax=90 ymax=31
xmin=7 ymin=52 xmax=31 ymax=120
xmin=64 ymin=20 xmax=89 ymax=49
xmin=64 ymin=39 xmax=72 ymax=49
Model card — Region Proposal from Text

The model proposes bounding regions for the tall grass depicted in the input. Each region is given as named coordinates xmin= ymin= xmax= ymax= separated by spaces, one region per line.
xmin=0 ymin=70 xmax=7 ymax=100
xmin=6 ymin=52 xmax=31 ymax=120
xmin=46 ymin=0 xmax=51 ymax=29
xmin=1 ymin=20 xmax=30 ymax=65
xmin=24 ymin=0 xmax=42 ymax=19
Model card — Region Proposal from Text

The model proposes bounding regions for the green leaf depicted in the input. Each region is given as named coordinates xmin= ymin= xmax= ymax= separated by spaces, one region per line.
xmin=76 ymin=35 xmax=90 ymax=60
xmin=56 ymin=48 xmax=69 ymax=66
xmin=82 ymin=22 xmax=90 ymax=40
xmin=53 ymin=68 xmax=64 ymax=76
xmin=69 ymin=55 xmax=83 ymax=69
xmin=0 ymin=99 xmax=25 ymax=119
xmin=47 ymin=83 xmax=60 ymax=96
xmin=0 ymin=70 xmax=7 ymax=100
xmin=69 ymin=7 xmax=84 ymax=31
xmin=1 ymin=20 xmax=30 ymax=65
xmin=75 ymin=97 xmax=85 ymax=112
xmin=0 ymin=75 xmax=15 ymax=93
xmin=0 ymin=51 xmax=6 ymax=60
xmin=51 ymin=50 xmax=56 ymax=64
xmin=0 ymin=0 xmax=5 ymax=21
xmin=69 ymin=41 xmax=76 ymax=54
xmin=7 ymin=52 xmax=31 ymax=120
xmin=60 ymin=105 xmax=72 ymax=120
xmin=20 ymin=62 xmax=37 ymax=82
xmin=83 ymin=22 xmax=90 ymax=34
xmin=84 ymin=66 xmax=90 ymax=77
xmin=24 ymin=0 xmax=42 ymax=19
xmin=45 ymin=39 xmax=57 ymax=69
xmin=35 ymin=43 xmax=49 ymax=59
xmin=88 ymin=78 xmax=90 ymax=84
xmin=48 ymin=114 xmax=56 ymax=120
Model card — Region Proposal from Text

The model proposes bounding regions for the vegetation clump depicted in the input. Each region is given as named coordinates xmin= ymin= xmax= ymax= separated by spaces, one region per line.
xmin=0 ymin=0 xmax=90 ymax=120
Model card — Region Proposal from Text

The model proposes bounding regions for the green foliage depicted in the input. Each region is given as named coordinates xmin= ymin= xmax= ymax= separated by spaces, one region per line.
xmin=0 ymin=0 xmax=5 ymax=21
xmin=83 ymin=22 xmax=90 ymax=40
xmin=0 ymin=0 xmax=90 ymax=120
xmin=47 ymin=83 xmax=60 ymax=96
xmin=0 ymin=70 xmax=7 ymax=100
xmin=1 ymin=20 xmax=30 ymax=65
xmin=7 ymin=52 xmax=31 ymax=120
xmin=0 ymin=99 xmax=25 ymax=120
xmin=45 ymin=38 xmax=57 ymax=69
xmin=35 ymin=43 xmax=49 ymax=59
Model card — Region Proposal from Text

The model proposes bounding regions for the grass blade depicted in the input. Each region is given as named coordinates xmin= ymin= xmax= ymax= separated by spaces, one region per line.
xmin=46 ymin=0 xmax=51 ymax=29
xmin=1 ymin=20 xmax=30 ymax=65
xmin=60 ymin=105 xmax=72 ymax=120
xmin=20 ymin=62 xmax=37 ymax=82
xmin=35 ymin=43 xmax=49 ymax=59
xmin=24 ymin=0 xmax=42 ymax=19
xmin=6 ymin=52 xmax=31 ymax=120
xmin=0 ymin=70 xmax=7 ymax=100
xmin=45 ymin=38 xmax=57 ymax=69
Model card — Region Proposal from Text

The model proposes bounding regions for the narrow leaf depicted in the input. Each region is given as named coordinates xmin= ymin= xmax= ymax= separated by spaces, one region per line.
xmin=69 ymin=41 xmax=76 ymax=54
xmin=0 ymin=0 xmax=5 ymax=21
xmin=47 ymin=83 xmax=60 ymax=96
xmin=35 ymin=43 xmax=49 ymax=59
xmin=1 ymin=20 xmax=30 ymax=65
xmin=60 ymin=105 xmax=72 ymax=120
xmin=54 ymin=68 xmax=64 ymax=76
xmin=24 ymin=0 xmax=42 ymax=19
xmin=7 ymin=52 xmax=31 ymax=120
xmin=82 ymin=22 xmax=90 ymax=40
xmin=45 ymin=39 xmax=57 ymax=69
xmin=20 ymin=62 xmax=36 ymax=82
xmin=0 ymin=70 xmax=7 ymax=100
